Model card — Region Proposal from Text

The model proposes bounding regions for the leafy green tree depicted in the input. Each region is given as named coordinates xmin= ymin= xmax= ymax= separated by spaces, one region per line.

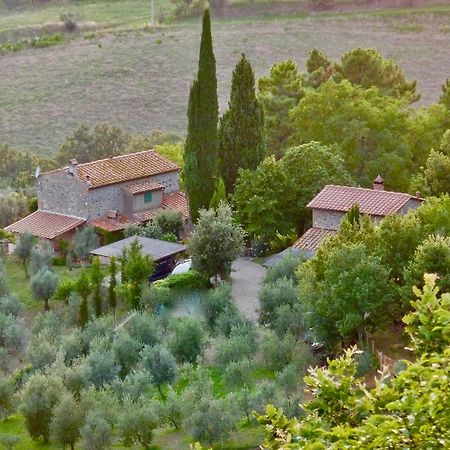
xmin=73 ymin=226 xmax=99 ymax=263
xmin=127 ymin=311 xmax=161 ymax=347
xmin=50 ymin=393 xmax=84 ymax=450
xmin=140 ymin=344 xmax=177 ymax=397
xmin=0 ymin=293 xmax=23 ymax=317
xmin=219 ymin=54 xmax=265 ymax=193
xmin=188 ymin=202 xmax=245 ymax=281
xmin=258 ymin=60 xmax=303 ymax=158
xmin=184 ymin=9 xmax=219 ymax=221
xmin=223 ymin=359 xmax=252 ymax=390
xmin=259 ymin=277 xmax=298 ymax=327
xmin=264 ymin=251 xmax=304 ymax=285
xmin=14 ymin=232 xmax=34 ymax=275
xmin=117 ymin=399 xmax=158 ymax=449
xmin=170 ymin=318 xmax=206 ymax=364
xmin=299 ymin=243 xmax=394 ymax=348
xmin=334 ymin=48 xmax=419 ymax=103
xmin=119 ymin=240 xmax=154 ymax=309
xmin=108 ymin=256 xmax=117 ymax=311
xmin=411 ymin=149 xmax=450 ymax=196
xmin=112 ymin=330 xmax=140 ymax=378
xmin=28 ymin=242 xmax=53 ymax=276
xmin=76 ymin=271 xmax=91 ymax=328
xmin=153 ymin=209 xmax=183 ymax=237
xmin=402 ymin=235 xmax=450 ymax=305
xmin=289 ymin=80 xmax=415 ymax=190
xmin=201 ymin=283 xmax=233 ymax=331
xmin=0 ymin=190 xmax=29 ymax=228
xmin=214 ymin=334 xmax=255 ymax=367
xmin=80 ymin=411 xmax=112 ymax=450
xmin=0 ymin=375 xmax=15 ymax=420
xmin=56 ymin=123 xmax=130 ymax=164
xmin=90 ymin=256 xmax=103 ymax=317
xmin=304 ymin=48 xmax=334 ymax=88
xmin=30 ymin=268 xmax=59 ymax=311
xmin=19 ymin=373 xmax=65 ymax=443
xmin=233 ymin=156 xmax=292 ymax=241
xmin=161 ymin=386 xmax=184 ymax=429
xmin=209 ymin=177 xmax=226 ymax=209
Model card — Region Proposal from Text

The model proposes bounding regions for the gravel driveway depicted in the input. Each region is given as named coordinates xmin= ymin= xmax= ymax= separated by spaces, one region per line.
xmin=230 ymin=257 xmax=266 ymax=323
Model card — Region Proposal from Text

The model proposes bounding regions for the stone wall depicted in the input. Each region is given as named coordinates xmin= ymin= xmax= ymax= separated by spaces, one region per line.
xmin=133 ymin=190 xmax=163 ymax=212
xmin=38 ymin=171 xmax=89 ymax=218
xmin=87 ymin=171 xmax=179 ymax=219
xmin=312 ymin=209 xmax=345 ymax=230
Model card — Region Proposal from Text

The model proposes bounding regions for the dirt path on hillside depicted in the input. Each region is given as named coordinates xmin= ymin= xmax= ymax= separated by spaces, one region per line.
xmin=230 ymin=257 xmax=266 ymax=323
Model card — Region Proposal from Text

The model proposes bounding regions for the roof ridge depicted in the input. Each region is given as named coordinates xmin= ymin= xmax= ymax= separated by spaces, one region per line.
xmin=77 ymin=149 xmax=156 ymax=168
xmin=38 ymin=209 xmax=87 ymax=221
xmin=324 ymin=184 xmax=416 ymax=198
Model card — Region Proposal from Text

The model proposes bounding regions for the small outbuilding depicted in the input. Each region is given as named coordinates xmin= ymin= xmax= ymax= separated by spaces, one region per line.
xmin=90 ymin=236 xmax=186 ymax=279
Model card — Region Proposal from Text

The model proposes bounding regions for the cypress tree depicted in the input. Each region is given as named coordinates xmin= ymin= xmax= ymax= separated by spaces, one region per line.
xmin=219 ymin=54 xmax=265 ymax=194
xmin=184 ymin=9 xmax=219 ymax=222
xmin=108 ymin=256 xmax=117 ymax=312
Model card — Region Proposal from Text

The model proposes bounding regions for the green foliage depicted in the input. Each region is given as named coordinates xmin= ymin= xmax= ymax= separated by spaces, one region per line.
xmin=334 ymin=48 xmax=419 ymax=103
xmin=214 ymin=333 xmax=255 ymax=367
xmin=112 ymin=330 xmax=140 ymax=379
xmin=289 ymin=80 xmax=415 ymax=190
xmin=86 ymin=350 xmax=120 ymax=388
xmin=19 ymin=373 xmax=65 ymax=443
xmin=28 ymin=242 xmax=53 ymax=276
xmin=184 ymin=9 xmax=219 ymax=221
xmin=80 ymin=411 xmax=112 ymax=450
xmin=201 ymin=283 xmax=233 ymax=331
xmin=140 ymin=344 xmax=177 ymax=395
xmin=153 ymin=208 xmax=183 ymax=237
xmin=261 ymin=332 xmax=298 ymax=372
xmin=118 ymin=398 xmax=158 ymax=449
xmin=156 ymin=270 xmax=209 ymax=290
xmin=0 ymin=190 xmax=29 ymax=228
xmin=439 ymin=78 xmax=450 ymax=108
xmin=219 ymin=54 xmax=265 ymax=193
xmin=188 ymin=202 xmax=245 ymax=280
xmin=264 ymin=251 xmax=304 ymax=285
xmin=119 ymin=239 xmax=154 ymax=309
xmin=304 ymin=48 xmax=334 ymax=88
xmin=170 ymin=317 xmax=206 ymax=364
xmin=222 ymin=359 xmax=252 ymax=390
xmin=76 ymin=271 xmax=91 ymax=328
xmin=402 ymin=235 xmax=450 ymax=306
xmin=56 ymin=123 xmax=131 ymax=164
xmin=0 ymin=375 xmax=15 ymax=420
xmin=14 ymin=232 xmax=35 ymax=273
xmin=154 ymin=142 xmax=184 ymax=167
xmin=0 ymin=294 xmax=23 ymax=317
xmin=233 ymin=142 xmax=352 ymax=238
xmin=108 ymin=256 xmax=117 ymax=311
xmin=299 ymin=242 xmax=394 ymax=348
xmin=259 ymin=277 xmax=298 ymax=327
xmin=72 ymin=226 xmax=99 ymax=262
xmin=411 ymin=149 xmax=450 ymax=196
xmin=256 ymin=276 xmax=450 ymax=449
xmin=258 ymin=59 xmax=303 ymax=158
xmin=0 ymin=434 xmax=20 ymax=450
xmin=30 ymin=268 xmax=59 ymax=310
xmin=89 ymin=256 xmax=104 ymax=317
xmin=127 ymin=312 xmax=161 ymax=347
xmin=50 ymin=393 xmax=84 ymax=450
xmin=209 ymin=177 xmax=226 ymax=209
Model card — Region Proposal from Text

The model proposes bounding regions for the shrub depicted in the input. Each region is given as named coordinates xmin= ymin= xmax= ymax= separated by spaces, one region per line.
xmin=127 ymin=312 xmax=161 ymax=347
xmin=201 ymin=283 xmax=233 ymax=331
xmin=28 ymin=333 xmax=58 ymax=370
xmin=264 ymin=251 xmax=304 ymax=285
xmin=154 ymin=209 xmax=183 ymax=237
xmin=80 ymin=411 xmax=112 ymax=450
xmin=155 ymin=270 xmax=209 ymax=289
xmin=0 ymin=312 xmax=26 ymax=352
xmin=140 ymin=345 xmax=177 ymax=395
xmin=170 ymin=318 xmax=206 ymax=364
xmin=87 ymin=350 xmax=120 ymax=388
xmin=272 ymin=303 xmax=306 ymax=340
xmin=0 ymin=375 xmax=15 ymax=420
xmin=28 ymin=242 xmax=53 ymax=276
xmin=32 ymin=311 xmax=61 ymax=337
xmin=112 ymin=369 xmax=153 ymax=402
xmin=141 ymin=285 xmax=176 ymax=310
xmin=261 ymin=332 xmax=297 ymax=372
xmin=215 ymin=306 xmax=246 ymax=337
xmin=0 ymin=294 xmax=23 ymax=317
xmin=259 ymin=277 xmax=298 ymax=326
xmin=60 ymin=12 xmax=78 ymax=32
xmin=0 ymin=434 xmax=20 ymax=450
xmin=223 ymin=359 xmax=252 ymax=390
xmin=112 ymin=330 xmax=140 ymax=378
xmin=214 ymin=334 xmax=255 ymax=367
xmin=354 ymin=348 xmax=379 ymax=377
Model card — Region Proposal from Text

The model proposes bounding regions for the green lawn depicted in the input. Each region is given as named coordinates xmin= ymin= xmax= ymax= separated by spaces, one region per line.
xmin=4 ymin=255 xmax=81 ymax=310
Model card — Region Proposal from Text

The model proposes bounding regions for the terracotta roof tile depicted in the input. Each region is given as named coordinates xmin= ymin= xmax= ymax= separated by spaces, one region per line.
xmin=5 ymin=210 xmax=86 ymax=240
xmin=123 ymin=180 xmax=164 ymax=195
xmin=89 ymin=214 xmax=138 ymax=233
xmin=46 ymin=150 xmax=179 ymax=189
xmin=292 ymin=227 xmax=337 ymax=252
xmin=133 ymin=208 xmax=164 ymax=223
xmin=162 ymin=192 xmax=190 ymax=219
xmin=307 ymin=185 xmax=422 ymax=217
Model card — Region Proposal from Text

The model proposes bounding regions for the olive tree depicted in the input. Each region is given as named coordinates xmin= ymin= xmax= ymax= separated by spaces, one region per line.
xmin=30 ymin=268 xmax=59 ymax=311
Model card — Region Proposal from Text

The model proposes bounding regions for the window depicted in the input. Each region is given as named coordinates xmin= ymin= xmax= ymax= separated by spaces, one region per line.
xmin=144 ymin=192 xmax=153 ymax=203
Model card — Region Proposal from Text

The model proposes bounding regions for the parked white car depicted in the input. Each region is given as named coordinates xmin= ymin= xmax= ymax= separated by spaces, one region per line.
xmin=171 ymin=258 xmax=192 ymax=275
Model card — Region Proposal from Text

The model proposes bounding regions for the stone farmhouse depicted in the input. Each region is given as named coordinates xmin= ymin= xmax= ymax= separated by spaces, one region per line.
xmin=6 ymin=150 xmax=189 ymax=249
xmin=293 ymin=176 xmax=423 ymax=257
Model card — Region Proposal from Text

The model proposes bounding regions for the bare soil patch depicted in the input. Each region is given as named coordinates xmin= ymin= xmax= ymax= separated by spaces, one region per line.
xmin=0 ymin=11 xmax=449 ymax=155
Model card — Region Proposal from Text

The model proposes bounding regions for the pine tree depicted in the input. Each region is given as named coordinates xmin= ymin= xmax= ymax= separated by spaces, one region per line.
xmin=184 ymin=9 xmax=219 ymax=222
xmin=219 ymin=54 xmax=265 ymax=194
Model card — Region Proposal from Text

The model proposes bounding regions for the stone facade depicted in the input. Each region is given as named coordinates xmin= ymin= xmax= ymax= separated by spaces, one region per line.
xmin=38 ymin=170 xmax=180 ymax=220
xmin=38 ymin=170 xmax=89 ymax=218
xmin=312 ymin=209 xmax=345 ymax=230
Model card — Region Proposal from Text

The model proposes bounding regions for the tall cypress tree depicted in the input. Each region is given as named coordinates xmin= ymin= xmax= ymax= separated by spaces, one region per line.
xmin=219 ymin=54 xmax=265 ymax=194
xmin=184 ymin=9 xmax=219 ymax=222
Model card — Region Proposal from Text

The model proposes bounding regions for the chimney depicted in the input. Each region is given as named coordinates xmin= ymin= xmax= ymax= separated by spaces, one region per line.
xmin=373 ymin=174 xmax=384 ymax=191
xmin=68 ymin=159 xmax=78 ymax=177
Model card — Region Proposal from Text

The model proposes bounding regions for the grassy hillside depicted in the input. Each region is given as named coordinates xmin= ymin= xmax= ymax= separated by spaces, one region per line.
xmin=0 ymin=3 xmax=449 ymax=155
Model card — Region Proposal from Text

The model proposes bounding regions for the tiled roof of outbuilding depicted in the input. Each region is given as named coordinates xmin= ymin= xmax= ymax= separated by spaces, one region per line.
xmin=162 ymin=192 xmax=189 ymax=218
xmin=5 ymin=210 xmax=86 ymax=240
xmin=292 ymin=227 xmax=337 ymax=252
xmin=307 ymin=185 xmax=422 ymax=217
